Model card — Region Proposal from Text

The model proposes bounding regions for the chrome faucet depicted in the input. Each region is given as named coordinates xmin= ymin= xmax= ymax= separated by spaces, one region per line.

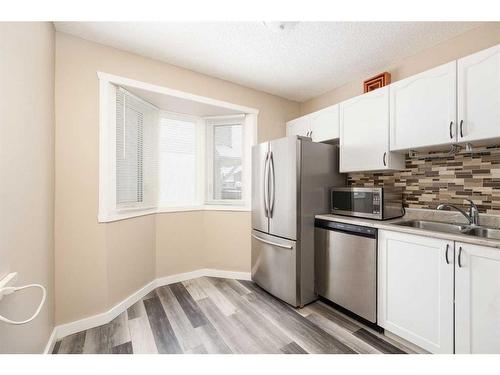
xmin=437 ymin=198 xmax=479 ymax=226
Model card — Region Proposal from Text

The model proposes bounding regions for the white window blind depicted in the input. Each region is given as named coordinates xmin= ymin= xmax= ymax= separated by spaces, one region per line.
xmin=115 ymin=88 xmax=158 ymax=210
xmin=158 ymin=115 xmax=199 ymax=206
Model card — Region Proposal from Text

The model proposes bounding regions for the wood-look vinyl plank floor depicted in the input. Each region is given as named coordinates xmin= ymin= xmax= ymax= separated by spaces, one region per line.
xmin=53 ymin=277 xmax=413 ymax=354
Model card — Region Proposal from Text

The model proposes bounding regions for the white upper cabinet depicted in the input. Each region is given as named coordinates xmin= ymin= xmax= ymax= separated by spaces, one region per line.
xmin=286 ymin=43 xmax=500 ymax=171
xmin=390 ymin=62 xmax=457 ymax=151
xmin=308 ymin=104 xmax=340 ymax=142
xmin=286 ymin=115 xmax=310 ymax=138
xmin=458 ymin=44 xmax=500 ymax=144
xmin=455 ymin=242 xmax=500 ymax=354
xmin=286 ymin=104 xmax=339 ymax=142
xmin=340 ymin=86 xmax=404 ymax=172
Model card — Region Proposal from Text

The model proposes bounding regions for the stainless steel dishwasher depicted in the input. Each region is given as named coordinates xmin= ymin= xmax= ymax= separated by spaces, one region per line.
xmin=315 ymin=218 xmax=377 ymax=324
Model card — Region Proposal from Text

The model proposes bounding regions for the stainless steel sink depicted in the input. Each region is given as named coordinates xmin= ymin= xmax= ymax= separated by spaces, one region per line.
xmin=392 ymin=220 xmax=469 ymax=234
xmin=392 ymin=220 xmax=500 ymax=241
xmin=461 ymin=227 xmax=500 ymax=240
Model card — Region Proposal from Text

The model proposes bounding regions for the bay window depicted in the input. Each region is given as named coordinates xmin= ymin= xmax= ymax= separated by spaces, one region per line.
xmin=98 ymin=74 xmax=257 ymax=222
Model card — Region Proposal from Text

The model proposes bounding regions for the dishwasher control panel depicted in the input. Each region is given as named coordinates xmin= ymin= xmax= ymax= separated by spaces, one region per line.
xmin=315 ymin=219 xmax=377 ymax=237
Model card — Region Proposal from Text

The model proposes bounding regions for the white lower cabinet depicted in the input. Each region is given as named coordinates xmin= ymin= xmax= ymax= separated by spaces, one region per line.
xmin=379 ymin=230 xmax=500 ymax=354
xmin=378 ymin=230 xmax=454 ymax=353
xmin=455 ymin=242 xmax=500 ymax=354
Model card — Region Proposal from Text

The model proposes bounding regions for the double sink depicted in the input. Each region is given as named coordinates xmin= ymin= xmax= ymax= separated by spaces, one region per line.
xmin=393 ymin=220 xmax=500 ymax=240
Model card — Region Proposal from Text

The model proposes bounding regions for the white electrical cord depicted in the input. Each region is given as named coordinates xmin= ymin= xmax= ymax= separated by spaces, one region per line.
xmin=0 ymin=284 xmax=46 ymax=325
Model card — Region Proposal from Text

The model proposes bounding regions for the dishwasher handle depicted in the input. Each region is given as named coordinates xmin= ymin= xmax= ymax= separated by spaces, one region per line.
xmin=315 ymin=219 xmax=377 ymax=238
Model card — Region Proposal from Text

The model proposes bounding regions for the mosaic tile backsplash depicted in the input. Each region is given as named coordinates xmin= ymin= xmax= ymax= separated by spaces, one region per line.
xmin=347 ymin=146 xmax=500 ymax=214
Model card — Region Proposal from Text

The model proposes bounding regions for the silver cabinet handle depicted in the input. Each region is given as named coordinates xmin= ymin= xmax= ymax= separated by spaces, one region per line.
xmin=445 ymin=243 xmax=450 ymax=264
xmin=383 ymin=152 xmax=387 ymax=167
xmin=263 ymin=151 xmax=270 ymax=218
xmin=269 ymin=151 xmax=276 ymax=217
xmin=458 ymin=246 xmax=463 ymax=268
xmin=449 ymin=121 xmax=453 ymax=139
xmin=460 ymin=120 xmax=464 ymax=138
xmin=251 ymin=234 xmax=293 ymax=249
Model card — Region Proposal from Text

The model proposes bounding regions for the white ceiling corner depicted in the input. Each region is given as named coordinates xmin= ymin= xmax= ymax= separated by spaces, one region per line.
xmin=54 ymin=21 xmax=482 ymax=102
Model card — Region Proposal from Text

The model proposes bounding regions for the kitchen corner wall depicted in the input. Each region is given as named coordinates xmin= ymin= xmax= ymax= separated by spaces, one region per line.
xmin=0 ymin=23 xmax=55 ymax=353
xmin=55 ymin=32 xmax=299 ymax=325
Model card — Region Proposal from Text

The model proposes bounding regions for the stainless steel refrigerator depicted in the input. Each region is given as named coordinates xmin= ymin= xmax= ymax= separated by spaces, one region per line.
xmin=251 ymin=135 xmax=345 ymax=307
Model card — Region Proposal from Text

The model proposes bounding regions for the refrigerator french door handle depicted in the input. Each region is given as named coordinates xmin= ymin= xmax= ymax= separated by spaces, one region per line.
xmin=263 ymin=151 xmax=270 ymax=218
xmin=269 ymin=151 xmax=276 ymax=217
xmin=251 ymin=234 xmax=293 ymax=249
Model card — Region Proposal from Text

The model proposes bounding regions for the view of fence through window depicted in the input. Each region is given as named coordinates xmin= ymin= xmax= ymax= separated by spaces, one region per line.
xmin=213 ymin=123 xmax=243 ymax=200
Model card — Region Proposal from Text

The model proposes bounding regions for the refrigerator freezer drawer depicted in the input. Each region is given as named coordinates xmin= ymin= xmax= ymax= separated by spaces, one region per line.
xmin=251 ymin=230 xmax=298 ymax=306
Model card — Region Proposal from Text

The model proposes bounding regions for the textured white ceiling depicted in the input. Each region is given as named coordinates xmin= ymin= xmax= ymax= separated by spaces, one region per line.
xmin=55 ymin=22 xmax=481 ymax=102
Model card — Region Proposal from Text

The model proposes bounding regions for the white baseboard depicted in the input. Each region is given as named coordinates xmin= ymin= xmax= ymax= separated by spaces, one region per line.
xmin=200 ymin=269 xmax=251 ymax=281
xmin=154 ymin=269 xmax=207 ymax=287
xmin=43 ymin=327 xmax=58 ymax=354
xmin=54 ymin=278 xmax=157 ymax=341
xmin=47 ymin=268 xmax=251 ymax=350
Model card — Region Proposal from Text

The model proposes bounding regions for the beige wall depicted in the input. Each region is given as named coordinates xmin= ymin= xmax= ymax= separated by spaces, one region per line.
xmin=0 ymin=23 xmax=55 ymax=353
xmin=155 ymin=212 xmax=206 ymax=276
xmin=55 ymin=32 xmax=300 ymax=325
xmin=155 ymin=211 xmax=251 ymax=278
xmin=106 ymin=215 xmax=157 ymax=305
xmin=301 ymin=23 xmax=500 ymax=115
xmin=201 ymin=211 xmax=252 ymax=271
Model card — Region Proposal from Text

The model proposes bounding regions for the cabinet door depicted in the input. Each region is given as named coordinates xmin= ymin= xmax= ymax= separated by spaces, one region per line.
xmin=340 ymin=87 xmax=403 ymax=172
xmin=309 ymin=104 xmax=339 ymax=142
xmin=458 ymin=43 xmax=500 ymax=144
xmin=286 ymin=116 xmax=310 ymax=138
xmin=378 ymin=230 xmax=454 ymax=353
xmin=455 ymin=242 xmax=500 ymax=354
xmin=390 ymin=62 xmax=457 ymax=151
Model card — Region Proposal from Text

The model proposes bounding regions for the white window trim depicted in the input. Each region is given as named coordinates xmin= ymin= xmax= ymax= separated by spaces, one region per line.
xmin=205 ymin=114 xmax=252 ymax=209
xmin=98 ymin=72 xmax=258 ymax=223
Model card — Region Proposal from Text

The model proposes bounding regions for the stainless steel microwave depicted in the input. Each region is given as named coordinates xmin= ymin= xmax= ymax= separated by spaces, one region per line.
xmin=330 ymin=187 xmax=403 ymax=220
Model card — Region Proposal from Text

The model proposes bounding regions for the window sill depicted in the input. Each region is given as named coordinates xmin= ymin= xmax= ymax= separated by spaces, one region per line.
xmin=202 ymin=205 xmax=251 ymax=212
xmin=156 ymin=205 xmax=251 ymax=213
xmin=99 ymin=205 xmax=250 ymax=223
xmin=98 ymin=208 xmax=158 ymax=223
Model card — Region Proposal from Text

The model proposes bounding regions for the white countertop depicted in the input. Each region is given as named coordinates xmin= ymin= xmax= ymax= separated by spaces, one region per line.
xmin=315 ymin=212 xmax=500 ymax=249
